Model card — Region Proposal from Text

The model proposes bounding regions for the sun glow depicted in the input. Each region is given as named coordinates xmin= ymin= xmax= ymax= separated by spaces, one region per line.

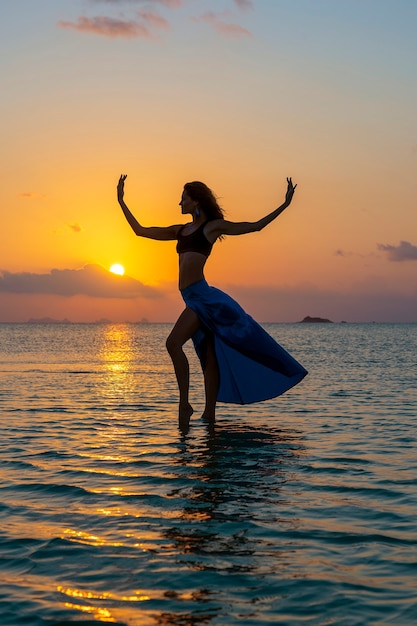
xmin=109 ymin=264 xmax=125 ymax=276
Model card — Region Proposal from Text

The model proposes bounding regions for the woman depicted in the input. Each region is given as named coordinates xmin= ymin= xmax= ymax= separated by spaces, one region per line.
xmin=117 ymin=175 xmax=307 ymax=428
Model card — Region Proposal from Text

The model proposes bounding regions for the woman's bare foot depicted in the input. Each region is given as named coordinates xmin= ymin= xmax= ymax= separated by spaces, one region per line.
xmin=178 ymin=403 xmax=193 ymax=430
xmin=201 ymin=411 xmax=215 ymax=422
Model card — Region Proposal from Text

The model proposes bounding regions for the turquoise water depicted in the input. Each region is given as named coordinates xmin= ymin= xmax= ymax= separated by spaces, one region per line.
xmin=0 ymin=323 xmax=416 ymax=625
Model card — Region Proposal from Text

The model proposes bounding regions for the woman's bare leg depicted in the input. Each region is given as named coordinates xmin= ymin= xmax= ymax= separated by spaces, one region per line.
xmin=166 ymin=307 xmax=200 ymax=428
xmin=202 ymin=337 xmax=219 ymax=422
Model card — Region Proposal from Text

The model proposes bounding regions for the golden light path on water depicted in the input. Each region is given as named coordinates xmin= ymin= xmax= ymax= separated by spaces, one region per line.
xmin=55 ymin=324 xmax=190 ymax=624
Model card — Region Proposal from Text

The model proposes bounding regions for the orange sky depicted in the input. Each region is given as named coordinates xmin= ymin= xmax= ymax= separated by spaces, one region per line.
xmin=1 ymin=1 xmax=417 ymax=322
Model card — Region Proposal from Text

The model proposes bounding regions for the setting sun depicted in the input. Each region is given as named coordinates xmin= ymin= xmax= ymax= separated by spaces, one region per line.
xmin=109 ymin=264 xmax=125 ymax=276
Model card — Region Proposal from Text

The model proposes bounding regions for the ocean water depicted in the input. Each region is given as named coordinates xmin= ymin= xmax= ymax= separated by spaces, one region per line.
xmin=0 ymin=322 xmax=416 ymax=626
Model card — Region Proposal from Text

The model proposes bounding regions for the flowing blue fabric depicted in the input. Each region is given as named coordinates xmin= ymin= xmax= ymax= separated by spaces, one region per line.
xmin=181 ymin=279 xmax=308 ymax=404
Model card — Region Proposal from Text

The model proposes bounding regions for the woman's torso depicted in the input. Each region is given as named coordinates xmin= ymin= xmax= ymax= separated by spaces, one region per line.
xmin=177 ymin=221 xmax=216 ymax=291
xmin=178 ymin=252 xmax=208 ymax=290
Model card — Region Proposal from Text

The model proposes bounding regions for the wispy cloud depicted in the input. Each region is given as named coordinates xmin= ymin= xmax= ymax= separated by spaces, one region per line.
xmin=137 ymin=10 xmax=169 ymax=31
xmin=377 ymin=241 xmax=417 ymax=262
xmin=67 ymin=223 xmax=82 ymax=233
xmin=0 ymin=265 xmax=161 ymax=299
xmin=233 ymin=0 xmax=253 ymax=11
xmin=59 ymin=2 xmax=252 ymax=40
xmin=19 ymin=192 xmax=45 ymax=199
xmin=88 ymin=0 xmax=182 ymax=6
xmin=58 ymin=16 xmax=152 ymax=38
xmin=58 ymin=8 xmax=169 ymax=38
xmin=191 ymin=11 xmax=252 ymax=38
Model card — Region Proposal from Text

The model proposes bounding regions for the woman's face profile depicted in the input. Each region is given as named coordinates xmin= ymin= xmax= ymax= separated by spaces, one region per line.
xmin=179 ymin=190 xmax=196 ymax=215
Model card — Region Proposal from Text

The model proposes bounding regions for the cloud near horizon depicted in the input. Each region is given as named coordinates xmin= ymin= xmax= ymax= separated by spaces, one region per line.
xmin=227 ymin=282 xmax=417 ymax=324
xmin=0 ymin=273 xmax=416 ymax=322
xmin=377 ymin=241 xmax=417 ymax=262
xmin=0 ymin=265 xmax=161 ymax=299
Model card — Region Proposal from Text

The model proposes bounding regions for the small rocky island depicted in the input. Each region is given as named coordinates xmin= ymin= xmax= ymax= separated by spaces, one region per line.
xmin=298 ymin=316 xmax=333 ymax=323
xmin=27 ymin=317 xmax=72 ymax=324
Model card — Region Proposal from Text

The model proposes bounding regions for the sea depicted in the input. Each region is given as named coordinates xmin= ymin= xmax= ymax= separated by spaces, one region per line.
xmin=0 ymin=322 xmax=416 ymax=626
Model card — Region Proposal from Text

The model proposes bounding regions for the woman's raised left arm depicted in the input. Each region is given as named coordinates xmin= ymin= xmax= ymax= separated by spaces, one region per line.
xmin=207 ymin=178 xmax=297 ymax=238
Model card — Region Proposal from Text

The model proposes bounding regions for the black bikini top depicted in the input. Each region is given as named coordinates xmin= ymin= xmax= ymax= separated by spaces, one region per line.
xmin=176 ymin=220 xmax=213 ymax=257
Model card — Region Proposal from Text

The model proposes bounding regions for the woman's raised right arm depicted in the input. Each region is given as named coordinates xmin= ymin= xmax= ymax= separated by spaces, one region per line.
xmin=117 ymin=175 xmax=180 ymax=241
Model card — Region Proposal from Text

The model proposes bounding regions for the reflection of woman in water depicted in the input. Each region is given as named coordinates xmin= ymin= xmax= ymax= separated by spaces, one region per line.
xmin=117 ymin=175 xmax=307 ymax=427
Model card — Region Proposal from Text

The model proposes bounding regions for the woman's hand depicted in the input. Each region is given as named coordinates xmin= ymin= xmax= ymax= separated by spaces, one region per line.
xmin=117 ymin=174 xmax=127 ymax=202
xmin=285 ymin=177 xmax=297 ymax=205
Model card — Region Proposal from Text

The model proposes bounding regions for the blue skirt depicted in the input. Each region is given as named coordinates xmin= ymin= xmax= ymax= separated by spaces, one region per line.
xmin=181 ymin=279 xmax=307 ymax=404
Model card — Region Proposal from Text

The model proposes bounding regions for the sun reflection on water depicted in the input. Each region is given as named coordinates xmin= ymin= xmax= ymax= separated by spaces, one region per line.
xmin=63 ymin=528 xmax=125 ymax=547
xmin=99 ymin=324 xmax=137 ymax=365
xmin=62 ymin=602 xmax=115 ymax=622
xmin=97 ymin=323 xmax=139 ymax=401
xmin=58 ymin=585 xmax=150 ymax=602
xmin=57 ymin=585 xmax=151 ymax=624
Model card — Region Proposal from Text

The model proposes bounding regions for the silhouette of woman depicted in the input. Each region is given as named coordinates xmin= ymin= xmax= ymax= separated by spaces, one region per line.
xmin=117 ymin=175 xmax=307 ymax=428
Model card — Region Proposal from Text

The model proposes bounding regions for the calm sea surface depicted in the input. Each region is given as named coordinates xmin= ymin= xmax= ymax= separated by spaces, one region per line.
xmin=0 ymin=322 xmax=416 ymax=625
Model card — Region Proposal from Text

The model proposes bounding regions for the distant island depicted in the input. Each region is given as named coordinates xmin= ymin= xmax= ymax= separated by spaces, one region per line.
xmin=26 ymin=317 xmax=112 ymax=324
xmin=298 ymin=316 xmax=334 ymax=323
xmin=25 ymin=317 xmax=153 ymax=324
xmin=27 ymin=317 xmax=72 ymax=324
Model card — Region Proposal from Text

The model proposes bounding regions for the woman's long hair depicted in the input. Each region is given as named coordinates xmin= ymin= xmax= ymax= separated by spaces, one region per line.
xmin=183 ymin=181 xmax=224 ymax=221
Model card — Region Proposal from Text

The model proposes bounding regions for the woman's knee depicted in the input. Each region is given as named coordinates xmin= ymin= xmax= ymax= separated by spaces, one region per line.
xmin=166 ymin=332 xmax=181 ymax=356
xmin=166 ymin=309 xmax=199 ymax=355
